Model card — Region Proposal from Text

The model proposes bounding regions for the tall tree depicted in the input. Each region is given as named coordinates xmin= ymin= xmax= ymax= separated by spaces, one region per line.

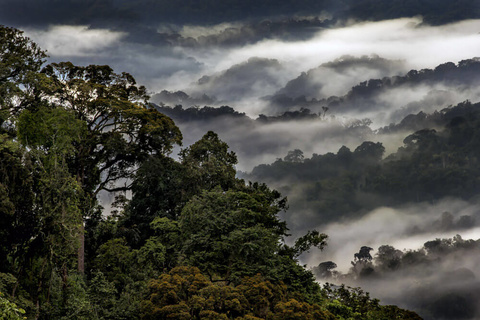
xmin=30 ymin=62 xmax=182 ymax=273
xmin=17 ymin=106 xmax=86 ymax=315
xmin=0 ymin=25 xmax=46 ymax=123
xmin=180 ymin=130 xmax=238 ymax=195
xmin=178 ymin=183 xmax=289 ymax=282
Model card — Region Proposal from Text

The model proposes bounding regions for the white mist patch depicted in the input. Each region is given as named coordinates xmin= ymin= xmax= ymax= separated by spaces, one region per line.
xmin=220 ymin=18 xmax=480 ymax=73
xmin=304 ymin=197 xmax=480 ymax=272
xmin=172 ymin=18 xmax=480 ymax=118
xmin=25 ymin=25 xmax=125 ymax=57
xmin=178 ymin=22 xmax=243 ymax=39
xmin=173 ymin=116 xmax=376 ymax=172
xmin=370 ymin=84 xmax=480 ymax=127
xmin=312 ymin=207 xmax=415 ymax=272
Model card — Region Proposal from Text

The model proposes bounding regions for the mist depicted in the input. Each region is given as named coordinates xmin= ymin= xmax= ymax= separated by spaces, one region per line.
xmin=305 ymin=197 xmax=480 ymax=272
xmin=162 ymin=111 xmax=378 ymax=172
xmin=299 ymin=197 xmax=480 ymax=319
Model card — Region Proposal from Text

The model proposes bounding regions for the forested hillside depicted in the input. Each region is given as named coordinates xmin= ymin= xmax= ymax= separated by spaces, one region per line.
xmin=0 ymin=26 xmax=425 ymax=320
xmin=246 ymin=100 xmax=480 ymax=221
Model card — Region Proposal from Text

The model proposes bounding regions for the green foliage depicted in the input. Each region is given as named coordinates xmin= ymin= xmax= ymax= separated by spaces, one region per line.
xmin=248 ymin=101 xmax=480 ymax=226
xmin=0 ymin=135 xmax=35 ymax=267
xmin=17 ymin=106 xmax=86 ymax=154
xmin=137 ymin=237 xmax=167 ymax=271
xmin=321 ymin=284 xmax=422 ymax=320
xmin=93 ymin=238 xmax=135 ymax=289
xmin=293 ymin=230 xmax=328 ymax=257
xmin=119 ymin=131 xmax=238 ymax=249
xmin=0 ymin=25 xmax=46 ymax=123
xmin=57 ymin=274 xmax=94 ymax=320
xmin=38 ymin=62 xmax=182 ymax=198
xmin=88 ymin=271 xmax=118 ymax=320
xmin=118 ymin=155 xmax=185 ymax=247
xmin=180 ymin=130 xmax=238 ymax=194
xmin=0 ymin=292 xmax=26 ymax=320
xmin=178 ymin=185 xmax=289 ymax=282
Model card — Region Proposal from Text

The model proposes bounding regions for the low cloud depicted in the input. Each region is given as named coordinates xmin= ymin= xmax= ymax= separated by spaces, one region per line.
xmin=169 ymin=114 xmax=376 ymax=172
xmin=19 ymin=18 xmax=480 ymax=117
xmin=24 ymin=25 xmax=126 ymax=57
xmin=211 ymin=18 xmax=480 ymax=81
xmin=305 ymin=197 xmax=480 ymax=272
xmin=291 ymin=197 xmax=480 ymax=319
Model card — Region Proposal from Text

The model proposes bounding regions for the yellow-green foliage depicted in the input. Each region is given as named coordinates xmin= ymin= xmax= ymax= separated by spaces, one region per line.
xmin=141 ymin=266 xmax=335 ymax=320
xmin=0 ymin=292 xmax=26 ymax=320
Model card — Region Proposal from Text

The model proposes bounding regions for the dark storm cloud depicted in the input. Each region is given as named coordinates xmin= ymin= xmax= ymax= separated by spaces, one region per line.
xmin=0 ymin=0 xmax=339 ymax=28
xmin=2 ymin=0 xmax=478 ymax=31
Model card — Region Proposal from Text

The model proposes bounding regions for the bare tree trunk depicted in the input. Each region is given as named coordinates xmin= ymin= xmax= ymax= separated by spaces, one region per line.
xmin=78 ymin=222 xmax=85 ymax=274
xmin=35 ymin=258 xmax=47 ymax=320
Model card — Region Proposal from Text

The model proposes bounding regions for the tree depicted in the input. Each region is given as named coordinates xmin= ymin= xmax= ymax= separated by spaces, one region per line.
xmin=354 ymin=246 xmax=373 ymax=262
xmin=292 ymin=230 xmax=327 ymax=258
xmin=0 ymin=135 xmax=35 ymax=274
xmin=313 ymin=261 xmax=337 ymax=279
xmin=119 ymin=155 xmax=185 ymax=247
xmin=15 ymin=106 xmax=87 ymax=317
xmin=0 ymin=26 xmax=43 ymax=276
xmin=284 ymin=149 xmax=304 ymax=163
xmin=120 ymin=131 xmax=237 ymax=249
xmin=375 ymin=245 xmax=403 ymax=272
xmin=40 ymin=62 xmax=182 ymax=196
xmin=178 ymin=184 xmax=288 ymax=282
xmin=353 ymin=141 xmax=384 ymax=165
xmin=0 ymin=25 xmax=47 ymax=123
xmin=0 ymin=292 xmax=26 ymax=320
xmin=141 ymin=267 xmax=336 ymax=320
xmin=36 ymin=62 xmax=183 ymax=273
xmin=351 ymin=246 xmax=374 ymax=278
xmin=180 ymin=131 xmax=238 ymax=195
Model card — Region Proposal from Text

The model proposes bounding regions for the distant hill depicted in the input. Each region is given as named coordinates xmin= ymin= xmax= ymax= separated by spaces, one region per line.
xmin=266 ymin=58 xmax=480 ymax=124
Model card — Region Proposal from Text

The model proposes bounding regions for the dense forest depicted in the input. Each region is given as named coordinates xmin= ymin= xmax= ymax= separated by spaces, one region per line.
xmin=0 ymin=25 xmax=428 ymax=320
xmin=246 ymin=100 xmax=480 ymax=221
xmin=1 ymin=0 xmax=480 ymax=318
